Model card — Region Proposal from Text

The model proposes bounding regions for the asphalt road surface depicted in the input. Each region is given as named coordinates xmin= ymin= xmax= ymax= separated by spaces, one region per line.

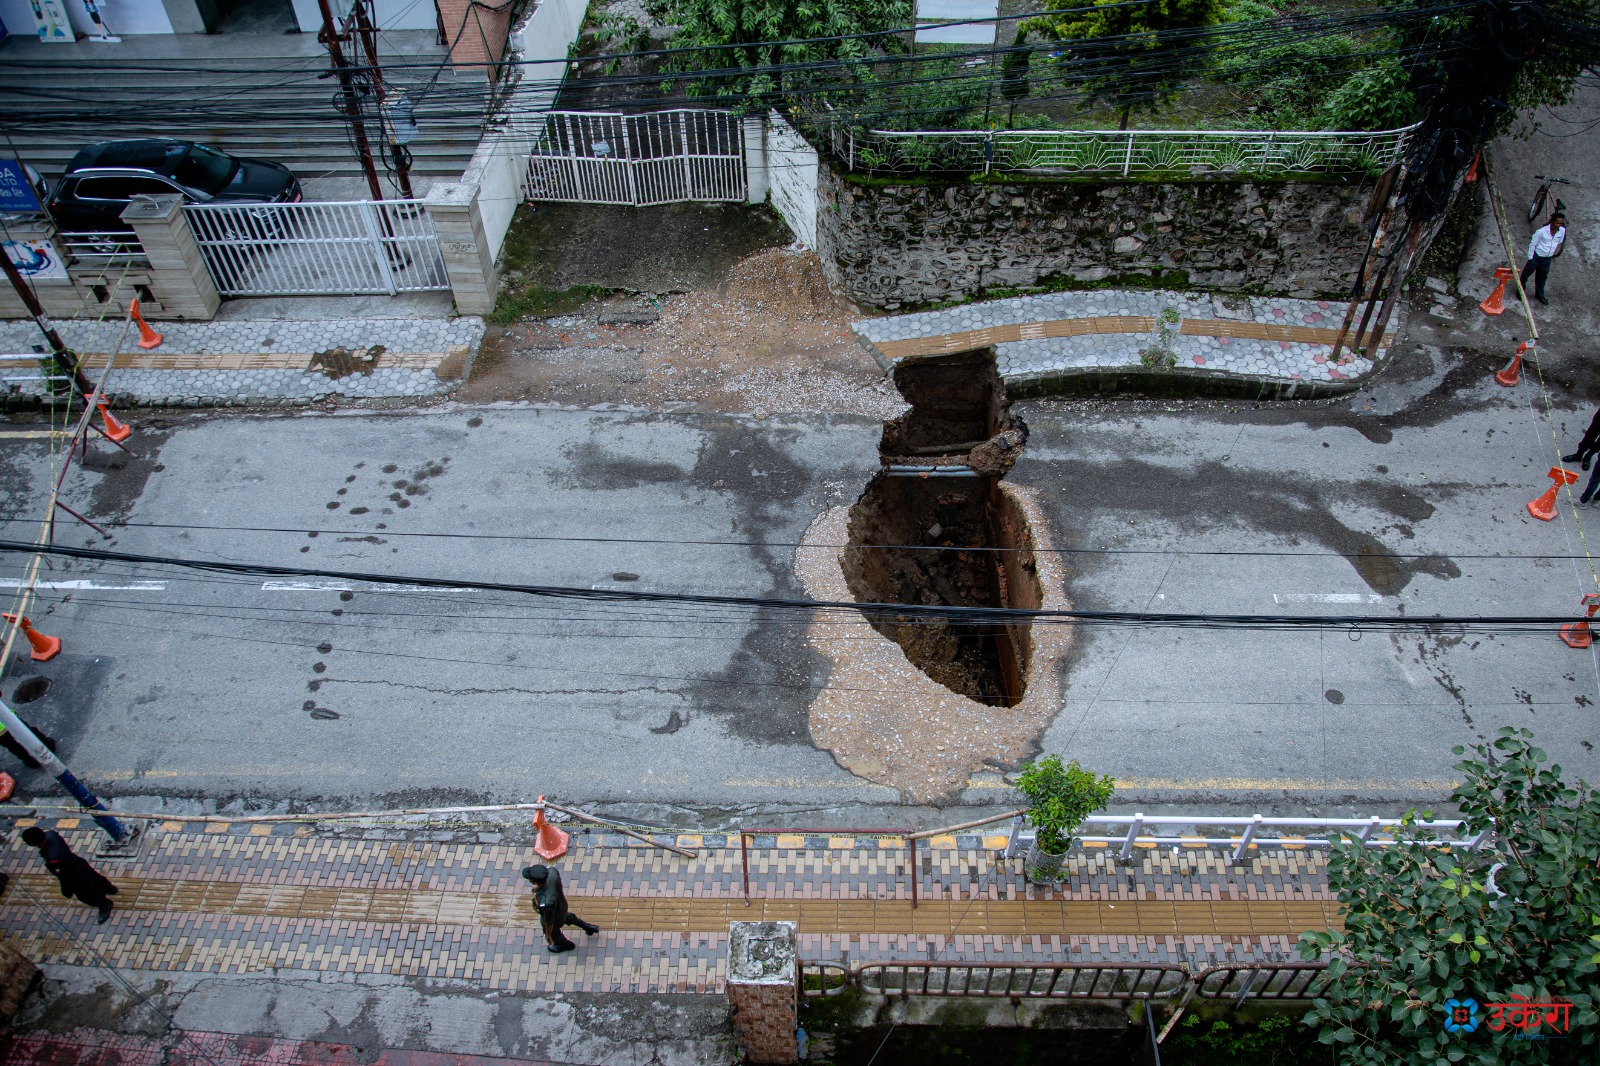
xmin=7 ymin=90 xmax=1600 ymax=826
xmin=3 ymin=369 xmax=1598 ymax=822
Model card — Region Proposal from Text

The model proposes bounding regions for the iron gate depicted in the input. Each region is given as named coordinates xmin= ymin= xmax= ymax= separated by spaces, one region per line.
xmin=525 ymin=110 xmax=747 ymax=205
xmin=184 ymin=200 xmax=450 ymax=297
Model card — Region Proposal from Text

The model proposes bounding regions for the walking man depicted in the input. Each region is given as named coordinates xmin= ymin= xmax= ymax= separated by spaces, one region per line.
xmin=19 ymin=826 xmax=118 ymax=923
xmin=523 ymin=864 xmax=598 ymax=954
xmin=1563 ymin=408 xmax=1600 ymax=470
xmin=1521 ymin=212 xmax=1566 ymax=306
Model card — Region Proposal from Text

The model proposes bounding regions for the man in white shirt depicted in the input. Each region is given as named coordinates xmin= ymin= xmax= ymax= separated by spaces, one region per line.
xmin=1521 ymin=212 xmax=1566 ymax=306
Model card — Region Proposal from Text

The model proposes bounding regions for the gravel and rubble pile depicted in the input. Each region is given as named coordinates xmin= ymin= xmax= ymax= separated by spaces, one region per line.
xmin=464 ymin=247 xmax=906 ymax=417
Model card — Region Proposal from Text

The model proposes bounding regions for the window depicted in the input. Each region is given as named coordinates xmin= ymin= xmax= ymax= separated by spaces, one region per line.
xmin=74 ymin=176 xmax=180 ymax=201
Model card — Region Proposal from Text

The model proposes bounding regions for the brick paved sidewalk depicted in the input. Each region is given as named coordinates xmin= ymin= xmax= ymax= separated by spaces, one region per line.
xmin=0 ymin=317 xmax=483 ymax=406
xmin=854 ymin=290 xmax=1400 ymax=393
xmin=0 ymin=816 xmax=1337 ymax=996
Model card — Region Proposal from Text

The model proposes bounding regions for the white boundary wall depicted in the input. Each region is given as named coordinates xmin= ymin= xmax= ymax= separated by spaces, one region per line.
xmin=508 ymin=0 xmax=591 ymax=136
xmin=768 ymin=111 xmax=819 ymax=248
xmin=458 ymin=0 xmax=592 ymax=267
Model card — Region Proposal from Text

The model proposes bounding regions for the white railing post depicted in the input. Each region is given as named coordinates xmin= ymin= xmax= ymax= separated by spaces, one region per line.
xmin=358 ymin=201 xmax=398 ymax=296
xmin=1468 ymin=828 xmax=1491 ymax=852
xmin=1357 ymin=817 xmax=1382 ymax=848
xmin=1002 ymin=814 xmax=1026 ymax=859
xmin=1123 ymin=132 xmax=1135 ymax=177
xmin=1232 ymin=815 xmax=1262 ymax=863
xmin=1118 ymin=813 xmax=1144 ymax=863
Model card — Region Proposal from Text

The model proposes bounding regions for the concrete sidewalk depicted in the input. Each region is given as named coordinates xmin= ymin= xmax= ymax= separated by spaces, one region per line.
xmin=0 ymin=814 xmax=1335 ymax=998
xmin=0 ymin=317 xmax=484 ymax=407
xmin=854 ymin=289 xmax=1401 ymax=395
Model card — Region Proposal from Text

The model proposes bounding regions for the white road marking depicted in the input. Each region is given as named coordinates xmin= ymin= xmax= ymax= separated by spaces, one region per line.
xmin=1273 ymin=593 xmax=1384 ymax=604
xmin=260 ymin=581 xmax=475 ymax=593
xmin=0 ymin=579 xmax=167 ymax=590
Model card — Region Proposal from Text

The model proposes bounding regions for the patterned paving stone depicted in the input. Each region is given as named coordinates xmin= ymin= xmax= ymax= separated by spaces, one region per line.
xmin=853 ymin=290 xmax=1396 ymax=388
xmin=0 ymin=817 xmax=1339 ymax=994
xmin=0 ymin=317 xmax=484 ymax=406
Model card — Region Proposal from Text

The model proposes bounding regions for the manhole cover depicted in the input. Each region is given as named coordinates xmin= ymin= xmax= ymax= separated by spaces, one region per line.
xmin=10 ymin=677 xmax=48 ymax=704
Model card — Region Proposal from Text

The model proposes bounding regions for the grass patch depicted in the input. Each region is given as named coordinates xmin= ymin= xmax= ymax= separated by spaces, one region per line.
xmin=491 ymin=284 xmax=613 ymax=325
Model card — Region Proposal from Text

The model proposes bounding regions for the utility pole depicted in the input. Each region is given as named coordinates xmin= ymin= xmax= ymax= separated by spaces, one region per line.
xmin=316 ymin=0 xmax=386 ymax=203
xmin=351 ymin=0 xmax=414 ymax=199
xmin=0 ymin=698 xmax=129 ymax=843
xmin=0 ymin=251 xmax=97 ymax=398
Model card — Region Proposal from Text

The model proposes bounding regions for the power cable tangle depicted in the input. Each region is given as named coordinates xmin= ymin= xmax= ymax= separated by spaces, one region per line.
xmin=0 ymin=539 xmax=1586 ymax=634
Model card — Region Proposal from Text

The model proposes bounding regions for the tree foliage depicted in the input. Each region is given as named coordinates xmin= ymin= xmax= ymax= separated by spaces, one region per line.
xmin=1215 ymin=1 xmax=1417 ymax=130
xmin=655 ymin=0 xmax=912 ymax=98
xmin=1298 ymin=729 xmax=1600 ymax=1064
xmin=1016 ymin=755 xmax=1115 ymax=853
xmin=1024 ymin=0 xmax=1227 ymax=129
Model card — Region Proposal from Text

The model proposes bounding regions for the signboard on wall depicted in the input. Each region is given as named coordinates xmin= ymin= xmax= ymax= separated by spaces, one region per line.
xmin=3 ymin=238 xmax=67 ymax=280
xmin=28 ymin=0 xmax=75 ymax=42
xmin=0 ymin=160 xmax=44 ymax=214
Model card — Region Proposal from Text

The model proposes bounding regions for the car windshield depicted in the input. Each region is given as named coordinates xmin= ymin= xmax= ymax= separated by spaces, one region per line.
xmin=172 ymin=145 xmax=236 ymax=195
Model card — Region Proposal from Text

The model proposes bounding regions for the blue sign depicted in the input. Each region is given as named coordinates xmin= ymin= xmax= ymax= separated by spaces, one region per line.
xmin=0 ymin=160 xmax=43 ymax=214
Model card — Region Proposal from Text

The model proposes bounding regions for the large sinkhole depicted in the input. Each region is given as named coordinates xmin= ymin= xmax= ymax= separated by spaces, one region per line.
xmin=843 ymin=348 xmax=1040 ymax=708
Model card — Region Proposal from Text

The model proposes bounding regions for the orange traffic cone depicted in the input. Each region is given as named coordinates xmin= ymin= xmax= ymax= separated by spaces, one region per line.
xmin=1528 ymin=466 xmax=1579 ymax=522
xmin=1480 ymin=267 xmax=1515 ymax=316
xmin=1464 ymin=153 xmax=1480 ymax=184
xmin=532 ymin=795 xmax=569 ymax=860
xmin=96 ymin=403 xmax=131 ymax=443
xmin=1560 ymin=593 xmax=1600 ymax=648
xmin=130 ymin=298 xmax=163 ymax=350
xmin=1496 ymin=340 xmax=1534 ymax=387
xmin=2 ymin=613 xmax=61 ymax=662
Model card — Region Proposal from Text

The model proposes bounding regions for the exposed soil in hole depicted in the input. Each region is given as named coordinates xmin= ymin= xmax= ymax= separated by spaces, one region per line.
xmin=793 ymin=344 xmax=1069 ymax=802
xmin=844 ymin=348 xmax=1037 ymax=706
xmin=844 ymin=475 xmax=1041 ymax=706
xmin=9 ymin=676 xmax=48 ymax=704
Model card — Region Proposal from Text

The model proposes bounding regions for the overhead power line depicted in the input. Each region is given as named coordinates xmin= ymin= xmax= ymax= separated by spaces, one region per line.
xmin=0 ymin=539 xmax=1583 ymax=634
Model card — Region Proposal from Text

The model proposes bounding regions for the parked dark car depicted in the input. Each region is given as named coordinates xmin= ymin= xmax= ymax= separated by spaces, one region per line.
xmin=47 ymin=140 xmax=302 ymax=233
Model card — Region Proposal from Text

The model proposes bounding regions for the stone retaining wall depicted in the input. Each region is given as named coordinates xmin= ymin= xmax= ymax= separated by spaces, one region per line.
xmin=815 ymin=166 xmax=1375 ymax=310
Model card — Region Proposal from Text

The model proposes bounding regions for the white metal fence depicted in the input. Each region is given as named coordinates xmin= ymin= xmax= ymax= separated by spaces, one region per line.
xmin=525 ymin=110 xmax=747 ymax=205
xmin=1003 ymin=812 xmax=1484 ymax=863
xmin=184 ymin=200 xmax=449 ymax=298
xmin=821 ymin=121 xmax=1422 ymax=177
xmin=57 ymin=231 xmax=147 ymax=267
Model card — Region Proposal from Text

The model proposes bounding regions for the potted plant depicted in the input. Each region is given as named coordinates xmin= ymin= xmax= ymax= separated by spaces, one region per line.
xmin=1015 ymin=755 xmax=1115 ymax=883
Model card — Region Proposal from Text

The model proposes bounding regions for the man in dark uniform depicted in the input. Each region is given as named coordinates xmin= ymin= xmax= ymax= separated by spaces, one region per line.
xmin=20 ymin=826 xmax=118 ymax=923
xmin=523 ymin=864 xmax=598 ymax=954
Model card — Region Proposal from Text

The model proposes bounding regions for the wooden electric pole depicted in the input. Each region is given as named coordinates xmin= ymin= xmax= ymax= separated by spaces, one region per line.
xmin=316 ymin=0 xmax=386 ymax=203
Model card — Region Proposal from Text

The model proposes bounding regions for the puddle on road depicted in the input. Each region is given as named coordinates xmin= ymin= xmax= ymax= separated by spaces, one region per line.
xmin=796 ymin=348 xmax=1071 ymax=802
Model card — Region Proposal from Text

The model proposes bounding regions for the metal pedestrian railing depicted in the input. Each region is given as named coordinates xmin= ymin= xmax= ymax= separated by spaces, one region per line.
xmin=184 ymin=200 xmax=449 ymax=298
xmin=1003 ymin=813 xmax=1486 ymax=864
xmin=525 ymin=110 xmax=747 ymax=206
xmin=816 ymin=120 xmax=1421 ymax=178
xmin=800 ymin=959 xmax=1331 ymax=1004
xmin=856 ymin=961 xmax=1191 ymax=1001
xmin=1192 ymin=962 xmax=1335 ymax=1002
xmin=57 ymin=231 xmax=146 ymax=266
